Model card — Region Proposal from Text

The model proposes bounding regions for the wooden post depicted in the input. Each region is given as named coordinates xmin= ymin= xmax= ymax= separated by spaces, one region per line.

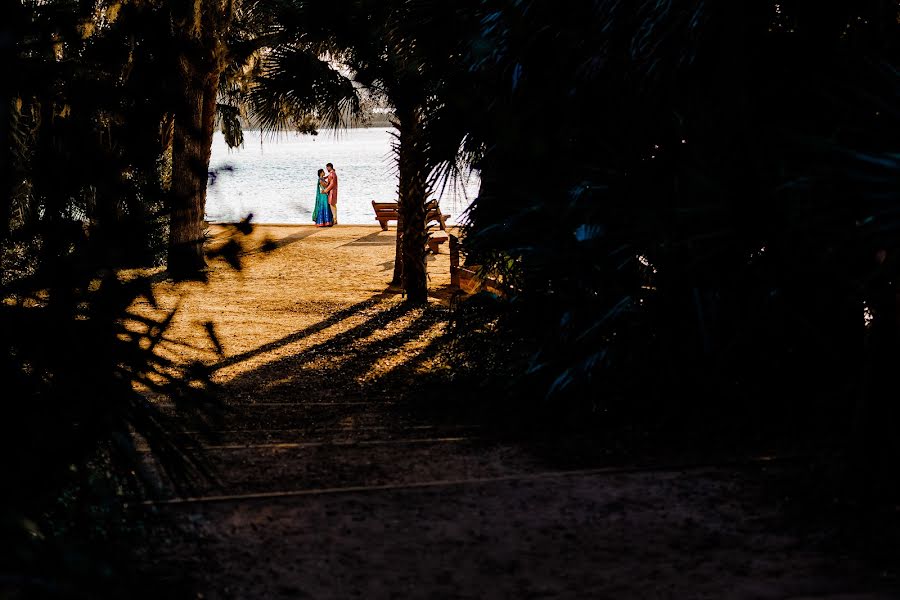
xmin=449 ymin=234 xmax=460 ymax=287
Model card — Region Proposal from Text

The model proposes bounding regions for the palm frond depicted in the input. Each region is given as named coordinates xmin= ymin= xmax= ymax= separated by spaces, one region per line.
xmin=249 ymin=45 xmax=363 ymax=132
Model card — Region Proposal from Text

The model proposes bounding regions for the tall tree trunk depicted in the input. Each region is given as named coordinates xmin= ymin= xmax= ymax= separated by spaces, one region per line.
xmin=168 ymin=70 xmax=218 ymax=278
xmin=394 ymin=106 xmax=428 ymax=303
xmin=391 ymin=161 xmax=404 ymax=286
xmin=166 ymin=0 xmax=231 ymax=279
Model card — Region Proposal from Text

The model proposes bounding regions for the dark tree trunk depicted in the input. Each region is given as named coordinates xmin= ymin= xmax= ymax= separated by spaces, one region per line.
xmin=166 ymin=0 xmax=231 ymax=280
xmin=167 ymin=69 xmax=219 ymax=279
xmin=390 ymin=185 xmax=403 ymax=286
xmin=394 ymin=107 xmax=428 ymax=303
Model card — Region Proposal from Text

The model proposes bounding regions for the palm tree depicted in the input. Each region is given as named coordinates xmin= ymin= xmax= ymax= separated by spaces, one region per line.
xmin=6 ymin=0 xmax=291 ymax=278
xmin=164 ymin=0 xmax=288 ymax=278
xmin=250 ymin=0 xmax=479 ymax=303
xmin=2 ymin=2 xmax=222 ymax=591
xmin=164 ymin=0 xmax=236 ymax=278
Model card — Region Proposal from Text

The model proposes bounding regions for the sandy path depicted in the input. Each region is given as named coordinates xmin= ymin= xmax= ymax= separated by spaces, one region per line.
xmin=139 ymin=225 xmax=897 ymax=599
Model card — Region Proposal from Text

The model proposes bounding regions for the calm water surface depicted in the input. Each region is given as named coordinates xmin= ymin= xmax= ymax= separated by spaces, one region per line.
xmin=206 ymin=128 xmax=479 ymax=225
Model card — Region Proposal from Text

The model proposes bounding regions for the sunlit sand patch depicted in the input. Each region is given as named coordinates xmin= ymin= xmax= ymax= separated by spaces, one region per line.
xmin=225 ymin=301 xmax=442 ymax=393
xmin=208 ymin=297 xmax=410 ymax=384
xmin=129 ymin=225 xmax=454 ymax=399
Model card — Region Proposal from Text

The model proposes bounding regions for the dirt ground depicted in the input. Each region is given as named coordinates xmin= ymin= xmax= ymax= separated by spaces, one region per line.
xmin=137 ymin=225 xmax=899 ymax=599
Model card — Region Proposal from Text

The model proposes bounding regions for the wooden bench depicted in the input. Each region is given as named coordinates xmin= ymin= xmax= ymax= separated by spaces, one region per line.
xmin=426 ymin=231 xmax=449 ymax=254
xmin=372 ymin=199 xmax=450 ymax=231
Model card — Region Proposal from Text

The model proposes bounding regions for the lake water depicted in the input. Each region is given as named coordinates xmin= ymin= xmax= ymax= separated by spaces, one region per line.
xmin=206 ymin=127 xmax=479 ymax=225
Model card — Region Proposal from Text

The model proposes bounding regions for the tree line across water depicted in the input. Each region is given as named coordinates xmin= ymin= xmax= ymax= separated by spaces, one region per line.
xmin=1 ymin=1 xmax=899 ymax=596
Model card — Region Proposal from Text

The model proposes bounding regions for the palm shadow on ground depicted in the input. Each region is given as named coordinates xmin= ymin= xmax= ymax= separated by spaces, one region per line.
xmin=141 ymin=262 xmax=900 ymax=599
xmin=162 ymin=284 xmax=628 ymax=483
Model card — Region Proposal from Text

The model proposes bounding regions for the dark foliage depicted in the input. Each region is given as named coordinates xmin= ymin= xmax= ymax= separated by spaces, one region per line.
xmin=2 ymin=2 xmax=225 ymax=596
xmin=453 ymin=1 xmax=900 ymax=487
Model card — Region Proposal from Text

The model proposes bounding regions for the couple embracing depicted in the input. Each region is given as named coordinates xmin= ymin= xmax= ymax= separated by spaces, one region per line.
xmin=313 ymin=163 xmax=338 ymax=227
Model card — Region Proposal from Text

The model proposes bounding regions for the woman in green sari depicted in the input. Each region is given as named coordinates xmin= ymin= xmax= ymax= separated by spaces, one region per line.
xmin=312 ymin=168 xmax=333 ymax=227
